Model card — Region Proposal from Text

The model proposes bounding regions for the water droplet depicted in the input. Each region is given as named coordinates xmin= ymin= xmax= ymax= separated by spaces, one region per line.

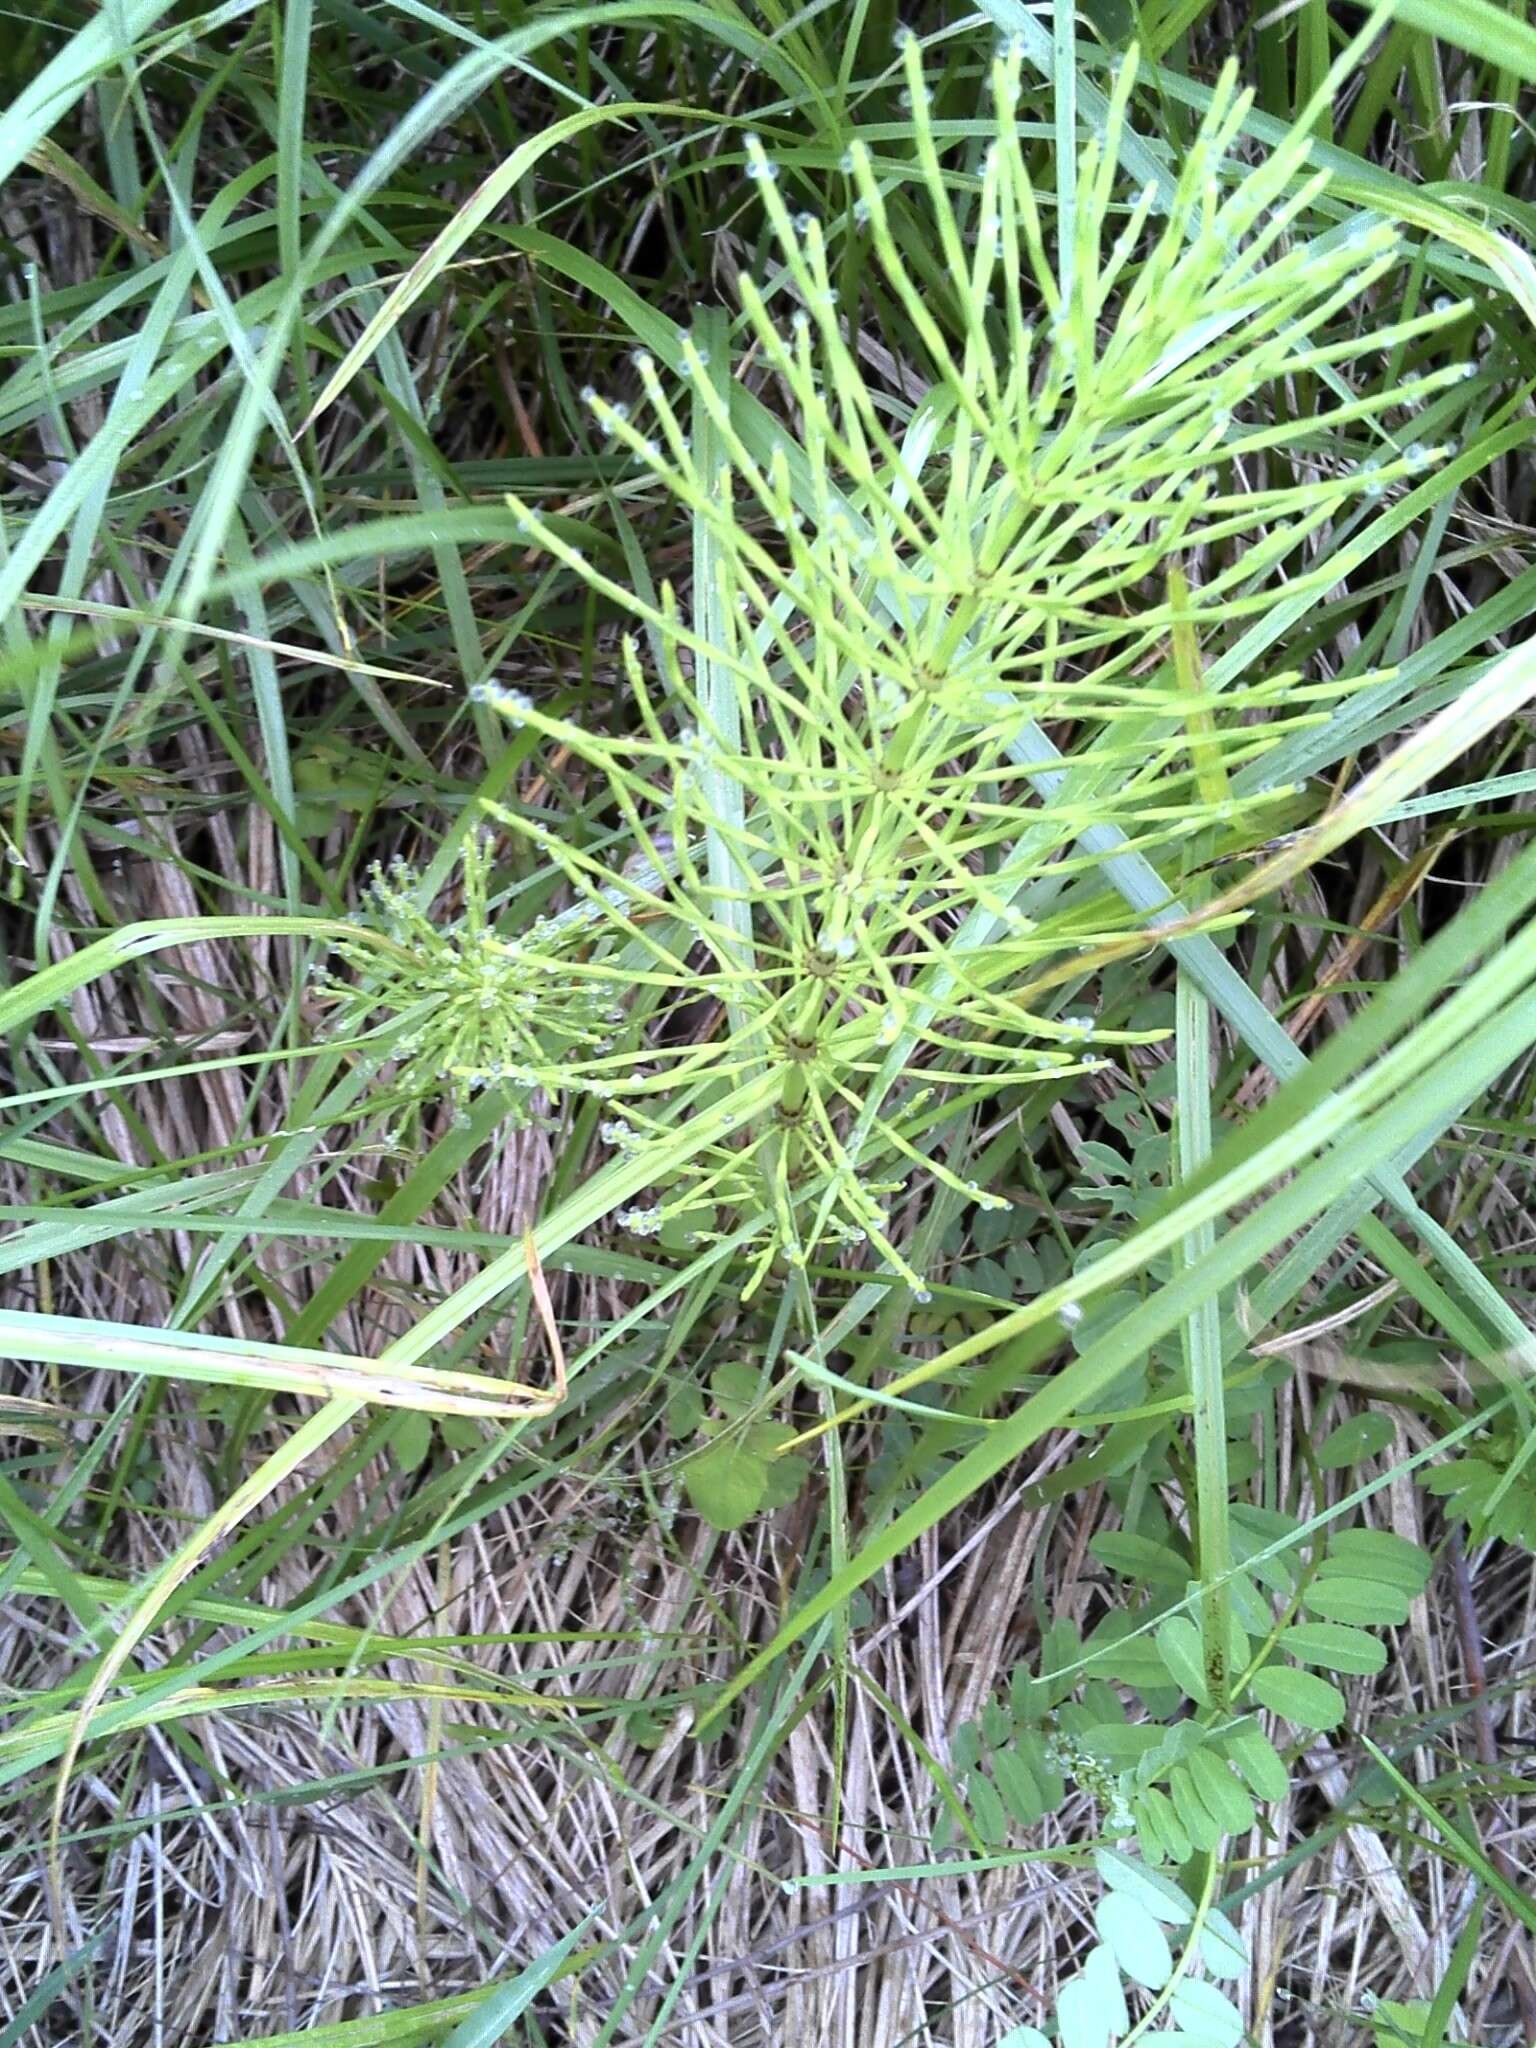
xmin=1058 ymin=1301 xmax=1083 ymax=1327
xmin=913 ymin=1287 xmax=932 ymax=1304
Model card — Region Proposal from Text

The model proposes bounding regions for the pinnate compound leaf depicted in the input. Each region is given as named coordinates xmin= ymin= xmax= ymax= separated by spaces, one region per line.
xmin=1424 ymin=1457 xmax=1536 ymax=1547
xmin=1278 ymin=1620 xmax=1387 ymax=1675
xmin=998 ymin=2031 xmax=1051 ymax=2048
xmin=1250 ymin=1663 xmax=1347 ymax=1730
xmin=1094 ymin=1891 xmax=1173 ymax=1989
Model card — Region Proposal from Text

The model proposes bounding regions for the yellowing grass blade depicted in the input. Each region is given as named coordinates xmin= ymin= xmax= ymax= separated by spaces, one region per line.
xmin=0 ymin=1308 xmax=558 ymax=1418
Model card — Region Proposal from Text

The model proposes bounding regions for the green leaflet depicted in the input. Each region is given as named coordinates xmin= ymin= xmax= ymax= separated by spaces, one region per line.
xmin=1249 ymin=1664 xmax=1347 ymax=1731
xmin=1094 ymin=1891 xmax=1173 ymax=1990
xmin=1278 ymin=1621 xmax=1389 ymax=1676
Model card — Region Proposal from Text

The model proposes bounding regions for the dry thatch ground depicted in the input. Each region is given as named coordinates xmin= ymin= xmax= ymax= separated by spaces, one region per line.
xmin=3 ymin=805 xmax=1533 ymax=2044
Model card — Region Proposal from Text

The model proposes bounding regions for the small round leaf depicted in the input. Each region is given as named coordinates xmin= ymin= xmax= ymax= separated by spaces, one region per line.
xmin=681 ymin=1438 xmax=766 ymax=1530
xmin=1316 ymin=1412 xmax=1395 ymax=1468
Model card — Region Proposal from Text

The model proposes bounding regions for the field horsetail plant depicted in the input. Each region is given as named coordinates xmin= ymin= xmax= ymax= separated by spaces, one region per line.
xmin=336 ymin=45 xmax=1467 ymax=1294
